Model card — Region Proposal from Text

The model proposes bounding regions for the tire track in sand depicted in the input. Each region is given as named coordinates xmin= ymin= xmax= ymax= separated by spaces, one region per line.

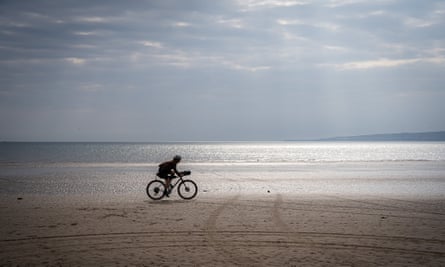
xmin=272 ymin=194 xmax=290 ymax=232
xmin=205 ymin=194 xmax=266 ymax=267
xmin=324 ymin=194 xmax=445 ymax=217
xmin=271 ymin=193 xmax=357 ymax=266
xmin=268 ymin=193 xmax=445 ymax=265
xmin=2 ymin=232 xmax=443 ymax=266
xmin=2 ymin=230 xmax=443 ymax=256
xmin=2 ymin=220 xmax=444 ymax=264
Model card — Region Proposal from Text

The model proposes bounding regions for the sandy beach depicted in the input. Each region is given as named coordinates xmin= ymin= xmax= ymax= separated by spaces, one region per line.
xmin=1 ymin=186 xmax=444 ymax=266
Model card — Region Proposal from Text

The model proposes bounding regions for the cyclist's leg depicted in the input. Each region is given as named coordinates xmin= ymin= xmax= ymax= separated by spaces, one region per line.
xmin=165 ymin=177 xmax=171 ymax=190
xmin=158 ymin=172 xmax=171 ymax=196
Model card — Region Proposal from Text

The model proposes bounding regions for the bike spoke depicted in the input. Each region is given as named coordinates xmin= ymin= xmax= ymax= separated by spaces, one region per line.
xmin=177 ymin=180 xmax=198 ymax=200
xmin=146 ymin=180 xmax=166 ymax=200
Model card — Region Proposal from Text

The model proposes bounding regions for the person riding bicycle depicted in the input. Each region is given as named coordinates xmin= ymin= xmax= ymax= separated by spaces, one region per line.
xmin=157 ymin=155 xmax=183 ymax=197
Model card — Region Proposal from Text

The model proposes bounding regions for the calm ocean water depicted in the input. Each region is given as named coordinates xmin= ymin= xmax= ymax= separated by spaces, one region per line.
xmin=1 ymin=142 xmax=445 ymax=196
xmin=1 ymin=142 xmax=445 ymax=164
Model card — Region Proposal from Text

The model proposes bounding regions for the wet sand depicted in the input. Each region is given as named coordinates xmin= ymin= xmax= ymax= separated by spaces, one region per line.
xmin=1 ymin=189 xmax=444 ymax=266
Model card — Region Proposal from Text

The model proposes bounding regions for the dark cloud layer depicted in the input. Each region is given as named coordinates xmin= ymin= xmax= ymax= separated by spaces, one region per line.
xmin=1 ymin=0 xmax=444 ymax=141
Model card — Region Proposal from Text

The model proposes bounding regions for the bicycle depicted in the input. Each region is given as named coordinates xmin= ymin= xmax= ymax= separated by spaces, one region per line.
xmin=146 ymin=170 xmax=198 ymax=200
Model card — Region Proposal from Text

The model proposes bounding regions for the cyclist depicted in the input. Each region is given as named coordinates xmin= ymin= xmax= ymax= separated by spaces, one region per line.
xmin=157 ymin=155 xmax=183 ymax=197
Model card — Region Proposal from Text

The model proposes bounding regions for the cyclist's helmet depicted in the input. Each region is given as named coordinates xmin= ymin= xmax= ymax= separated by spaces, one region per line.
xmin=173 ymin=155 xmax=182 ymax=161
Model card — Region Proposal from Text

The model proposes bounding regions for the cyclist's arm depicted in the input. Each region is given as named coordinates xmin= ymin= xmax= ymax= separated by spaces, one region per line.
xmin=173 ymin=164 xmax=182 ymax=177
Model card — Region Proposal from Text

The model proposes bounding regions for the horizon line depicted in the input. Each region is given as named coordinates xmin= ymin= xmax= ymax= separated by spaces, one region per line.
xmin=2 ymin=131 xmax=445 ymax=143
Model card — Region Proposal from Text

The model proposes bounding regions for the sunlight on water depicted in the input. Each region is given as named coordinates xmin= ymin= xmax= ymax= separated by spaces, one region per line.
xmin=143 ymin=142 xmax=445 ymax=163
xmin=1 ymin=142 xmax=444 ymax=196
xmin=1 ymin=142 xmax=445 ymax=164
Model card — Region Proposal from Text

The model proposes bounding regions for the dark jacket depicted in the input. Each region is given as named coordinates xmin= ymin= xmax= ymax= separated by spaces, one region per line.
xmin=158 ymin=160 xmax=179 ymax=178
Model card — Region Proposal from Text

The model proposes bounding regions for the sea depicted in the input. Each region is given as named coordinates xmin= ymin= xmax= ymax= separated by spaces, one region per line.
xmin=1 ymin=142 xmax=445 ymax=197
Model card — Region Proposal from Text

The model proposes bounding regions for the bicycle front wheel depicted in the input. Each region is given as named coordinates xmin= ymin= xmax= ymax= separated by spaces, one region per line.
xmin=177 ymin=179 xmax=198 ymax=200
xmin=146 ymin=180 xmax=166 ymax=200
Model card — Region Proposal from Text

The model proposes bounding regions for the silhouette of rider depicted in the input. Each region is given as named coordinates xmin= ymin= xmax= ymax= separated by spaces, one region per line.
xmin=157 ymin=155 xmax=183 ymax=197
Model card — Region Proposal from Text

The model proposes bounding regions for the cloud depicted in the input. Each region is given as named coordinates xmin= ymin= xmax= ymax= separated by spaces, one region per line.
xmin=276 ymin=18 xmax=341 ymax=32
xmin=221 ymin=61 xmax=271 ymax=72
xmin=73 ymin=31 xmax=99 ymax=36
xmin=141 ymin=41 xmax=163 ymax=49
xmin=326 ymin=0 xmax=366 ymax=8
xmin=173 ymin=22 xmax=191 ymax=27
xmin=79 ymin=83 xmax=104 ymax=92
xmin=218 ymin=18 xmax=245 ymax=29
xmin=237 ymin=0 xmax=309 ymax=9
xmin=325 ymin=0 xmax=393 ymax=8
xmin=322 ymin=57 xmax=445 ymax=70
xmin=75 ymin=16 xmax=110 ymax=23
xmin=337 ymin=58 xmax=420 ymax=70
xmin=1 ymin=0 xmax=445 ymax=141
xmin=404 ymin=17 xmax=435 ymax=28
xmin=65 ymin=57 xmax=86 ymax=65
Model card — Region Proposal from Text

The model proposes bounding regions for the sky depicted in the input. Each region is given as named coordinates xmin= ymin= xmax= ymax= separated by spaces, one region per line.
xmin=1 ymin=0 xmax=444 ymax=141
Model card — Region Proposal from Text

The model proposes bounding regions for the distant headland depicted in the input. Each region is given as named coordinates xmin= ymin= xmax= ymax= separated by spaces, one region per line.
xmin=314 ymin=131 xmax=445 ymax=141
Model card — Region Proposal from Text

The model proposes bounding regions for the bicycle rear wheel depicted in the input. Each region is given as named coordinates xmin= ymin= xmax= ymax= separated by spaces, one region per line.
xmin=146 ymin=180 xmax=166 ymax=200
xmin=177 ymin=179 xmax=198 ymax=200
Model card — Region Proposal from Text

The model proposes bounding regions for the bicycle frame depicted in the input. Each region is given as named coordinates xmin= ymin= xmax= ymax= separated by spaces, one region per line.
xmin=158 ymin=170 xmax=191 ymax=190
xmin=163 ymin=175 xmax=185 ymax=189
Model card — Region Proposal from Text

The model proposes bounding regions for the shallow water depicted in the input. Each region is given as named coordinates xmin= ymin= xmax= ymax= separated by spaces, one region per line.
xmin=1 ymin=142 xmax=444 ymax=197
xmin=1 ymin=141 xmax=445 ymax=164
